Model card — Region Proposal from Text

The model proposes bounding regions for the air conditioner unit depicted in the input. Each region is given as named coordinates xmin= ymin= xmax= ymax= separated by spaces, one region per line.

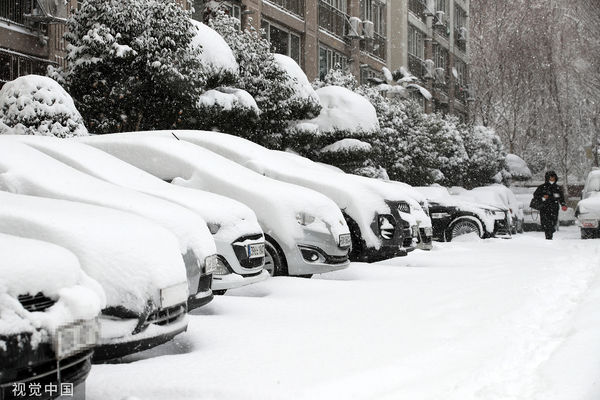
xmin=363 ymin=20 xmax=374 ymax=39
xmin=434 ymin=67 xmax=446 ymax=84
xmin=435 ymin=11 xmax=445 ymax=26
xmin=451 ymin=67 xmax=458 ymax=80
xmin=348 ymin=16 xmax=362 ymax=38
xmin=423 ymin=59 xmax=435 ymax=80
xmin=458 ymin=27 xmax=467 ymax=42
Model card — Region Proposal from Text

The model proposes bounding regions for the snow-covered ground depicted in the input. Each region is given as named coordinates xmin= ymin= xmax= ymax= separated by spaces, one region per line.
xmin=88 ymin=226 xmax=600 ymax=400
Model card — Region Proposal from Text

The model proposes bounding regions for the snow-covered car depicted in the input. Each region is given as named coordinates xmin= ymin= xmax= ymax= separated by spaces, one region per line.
xmin=79 ymin=134 xmax=351 ymax=277
xmin=0 ymin=191 xmax=190 ymax=361
xmin=576 ymin=169 xmax=600 ymax=239
xmin=450 ymin=185 xmax=522 ymax=234
xmin=0 ymin=138 xmax=216 ymax=310
xmin=13 ymin=135 xmax=268 ymax=295
xmin=415 ymin=185 xmax=510 ymax=241
xmin=0 ymin=233 xmax=103 ymax=399
xmin=143 ymin=130 xmax=416 ymax=261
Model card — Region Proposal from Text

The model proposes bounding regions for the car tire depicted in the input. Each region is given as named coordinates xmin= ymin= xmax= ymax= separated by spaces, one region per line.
xmin=264 ymin=237 xmax=288 ymax=276
xmin=446 ymin=218 xmax=481 ymax=241
xmin=581 ymin=228 xmax=596 ymax=239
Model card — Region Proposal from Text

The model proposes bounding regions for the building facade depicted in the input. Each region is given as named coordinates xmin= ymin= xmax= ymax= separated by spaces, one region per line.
xmin=0 ymin=0 xmax=76 ymax=88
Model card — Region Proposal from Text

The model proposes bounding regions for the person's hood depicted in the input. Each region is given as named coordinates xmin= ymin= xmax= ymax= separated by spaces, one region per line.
xmin=545 ymin=171 xmax=558 ymax=183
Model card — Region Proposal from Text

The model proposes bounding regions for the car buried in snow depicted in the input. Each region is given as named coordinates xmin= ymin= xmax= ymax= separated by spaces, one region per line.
xmin=0 ymin=192 xmax=190 ymax=361
xmin=138 ymin=130 xmax=418 ymax=261
xmin=0 ymin=233 xmax=103 ymax=400
xmin=576 ymin=169 xmax=600 ymax=239
xmin=0 ymin=138 xmax=216 ymax=310
xmin=79 ymin=134 xmax=351 ymax=277
xmin=414 ymin=185 xmax=511 ymax=241
xmin=12 ymin=135 xmax=269 ymax=295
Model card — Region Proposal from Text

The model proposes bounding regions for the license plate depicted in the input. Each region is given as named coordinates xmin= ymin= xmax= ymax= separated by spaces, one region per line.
xmin=582 ymin=219 xmax=599 ymax=228
xmin=247 ymin=243 xmax=265 ymax=259
xmin=160 ymin=282 xmax=188 ymax=308
xmin=54 ymin=318 xmax=99 ymax=360
xmin=339 ymin=233 xmax=352 ymax=248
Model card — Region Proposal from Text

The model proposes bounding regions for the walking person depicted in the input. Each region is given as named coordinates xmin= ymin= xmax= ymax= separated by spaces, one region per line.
xmin=533 ymin=171 xmax=567 ymax=240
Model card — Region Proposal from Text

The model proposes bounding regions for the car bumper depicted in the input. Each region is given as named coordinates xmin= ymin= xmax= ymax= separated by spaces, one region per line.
xmin=94 ymin=308 xmax=188 ymax=362
xmin=212 ymin=269 xmax=270 ymax=291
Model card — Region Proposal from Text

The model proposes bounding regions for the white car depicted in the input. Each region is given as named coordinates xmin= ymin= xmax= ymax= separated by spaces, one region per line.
xmin=0 ymin=233 xmax=103 ymax=397
xmin=415 ymin=185 xmax=509 ymax=241
xmin=0 ymin=138 xmax=216 ymax=309
xmin=13 ymin=135 xmax=269 ymax=294
xmin=80 ymin=134 xmax=351 ymax=277
xmin=143 ymin=130 xmax=418 ymax=261
xmin=576 ymin=169 xmax=600 ymax=239
xmin=0 ymin=191 xmax=190 ymax=361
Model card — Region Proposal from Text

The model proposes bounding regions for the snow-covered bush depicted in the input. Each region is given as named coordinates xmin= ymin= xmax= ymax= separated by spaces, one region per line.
xmin=192 ymin=87 xmax=260 ymax=134
xmin=190 ymin=19 xmax=238 ymax=88
xmin=210 ymin=13 xmax=318 ymax=145
xmin=460 ymin=125 xmax=506 ymax=187
xmin=60 ymin=0 xmax=206 ymax=133
xmin=273 ymin=54 xmax=321 ymax=123
xmin=0 ymin=75 xmax=88 ymax=138
xmin=505 ymin=153 xmax=532 ymax=181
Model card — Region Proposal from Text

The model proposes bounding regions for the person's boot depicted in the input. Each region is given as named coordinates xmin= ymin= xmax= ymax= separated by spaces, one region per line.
xmin=545 ymin=232 xmax=553 ymax=240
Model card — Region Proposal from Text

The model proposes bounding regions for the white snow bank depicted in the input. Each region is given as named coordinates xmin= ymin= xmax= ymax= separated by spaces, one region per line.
xmin=0 ymin=234 xmax=104 ymax=340
xmin=197 ymin=87 xmax=259 ymax=114
xmin=505 ymin=154 xmax=532 ymax=180
xmin=0 ymin=75 xmax=88 ymax=138
xmin=321 ymin=138 xmax=372 ymax=153
xmin=190 ymin=19 xmax=238 ymax=76
xmin=79 ymin=133 xmax=349 ymax=249
xmin=0 ymin=137 xmax=216 ymax=261
xmin=13 ymin=135 xmax=261 ymax=245
xmin=0 ymin=192 xmax=187 ymax=314
xmin=273 ymin=54 xmax=320 ymax=105
xmin=302 ymin=86 xmax=379 ymax=134
xmin=142 ymin=130 xmax=407 ymax=249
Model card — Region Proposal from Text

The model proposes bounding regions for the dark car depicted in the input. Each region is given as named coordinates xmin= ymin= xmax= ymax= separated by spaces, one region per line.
xmin=0 ymin=234 xmax=102 ymax=400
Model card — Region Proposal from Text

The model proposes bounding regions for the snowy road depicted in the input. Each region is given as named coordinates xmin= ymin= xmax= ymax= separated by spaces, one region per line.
xmin=88 ymin=226 xmax=600 ymax=400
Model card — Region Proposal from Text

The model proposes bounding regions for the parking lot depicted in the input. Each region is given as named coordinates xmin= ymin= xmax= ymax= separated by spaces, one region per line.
xmin=87 ymin=226 xmax=600 ymax=400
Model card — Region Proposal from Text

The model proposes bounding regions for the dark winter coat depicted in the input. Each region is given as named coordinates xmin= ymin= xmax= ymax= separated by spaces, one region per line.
xmin=533 ymin=171 xmax=566 ymax=215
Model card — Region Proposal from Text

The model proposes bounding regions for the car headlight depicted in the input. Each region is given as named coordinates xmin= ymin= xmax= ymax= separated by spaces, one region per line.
xmin=296 ymin=211 xmax=316 ymax=226
xmin=204 ymin=254 xmax=219 ymax=274
xmin=431 ymin=212 xmax=450 ymax=219
xmin=207 ymin=222 xmax=221 ymax=234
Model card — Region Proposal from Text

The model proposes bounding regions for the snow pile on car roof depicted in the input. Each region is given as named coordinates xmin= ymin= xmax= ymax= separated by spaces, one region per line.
xmin=190 ymin=20 xmax=238 ymax=76
xmin=0 ymin=75 xmax=88 ymax=138
xmin=273 ymin=54 xmax=319 ymax=106
xmin=301 ymin=86 xmax=379 ymax=134
xmin=0 ymin=191 xmax=187 ymax=314
xmin=505 ymin=154 xmax=532 ymax=180
xmin=197 ymin=87 xmax=259 ymax=114
xmin=0 ymin=233 xmax=104 ymax=341
xmin=80 ymin=133 xmax=350 ymax=247
xmin=0 ymin=138 xmax=216 ymax=260
xmin=14 ymin=135 xmax=261 ymax=240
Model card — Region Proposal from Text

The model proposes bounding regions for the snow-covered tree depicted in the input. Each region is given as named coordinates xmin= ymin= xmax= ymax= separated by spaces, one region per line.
xmin=460 ymin=125 xmax=506 ymax=188
xmin=0 ymin=75 xmax=88 ymax=138
xmin=210 ymin=12 xmax=318 ymax=146
xmin=60 ymin=0 xmax=206 ymax=133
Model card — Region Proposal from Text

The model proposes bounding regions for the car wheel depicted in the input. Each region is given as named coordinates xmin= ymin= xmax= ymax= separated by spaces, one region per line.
xmin=264 ymin=238 xmax=288 ymax=276
xmin=446 ymin=219 xmax=481 ymax=241
xmin=581 ymin=228 xmax=596 ymax=239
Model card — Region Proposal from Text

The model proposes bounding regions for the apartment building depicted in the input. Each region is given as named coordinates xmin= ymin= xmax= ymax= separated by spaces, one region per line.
xmin=0 ymin=0 xmax=76 ymax=88
xmin=390 ymin=0 xmax=471 ymax=118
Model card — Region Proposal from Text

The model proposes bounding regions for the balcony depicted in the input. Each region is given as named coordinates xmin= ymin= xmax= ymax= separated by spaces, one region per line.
xmin=408 ymin=0 xmax=426 ymax=23
xmin=360 ymin=32 xmax=386 ymax=61
xmin=0 ymin=0 xmax=33 ymax=25
xmin=408 ymin=53 xmax=425 ymax=81
xmin=265 ymin=0 xmax=305 ymax=19
xmin=318 ymin=0 xmax=348 ymax=39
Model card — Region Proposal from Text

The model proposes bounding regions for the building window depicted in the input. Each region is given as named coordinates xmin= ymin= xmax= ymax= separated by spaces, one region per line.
xmin=408 ymin=24 xmax=424 ymax=60
xmin=265 ymin=0 xmax=305 ymax=18
xmin=318 ymin=0 xmax=348 ymax=38
xmin=262 ymin=20 xmax=302 ymax=65
xmin=454 ymin=4 xmax=467 ymax=52
xmin=318 ymin=45 xmax=347 ymax=80
xmin=360 ymin=67 xmax=381 ymax=85
xmin=192 ymin=0 xmax=241 ymax=24
xmin=408 ymin=0 xmax=426 ymax=23
xmin=433 ymin=43 xmax=448 ymax=70
xmin=0 ymin=50 xmax=51 ymax=88
xmin=322 ymin=0 xmax=347 ymax=13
